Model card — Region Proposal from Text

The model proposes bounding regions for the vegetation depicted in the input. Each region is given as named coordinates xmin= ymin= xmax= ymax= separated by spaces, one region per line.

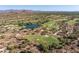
xmin=0 ymin=11 xmax=79 ymax=53
xmin=24 ymin=35 xmax=62 ymax=52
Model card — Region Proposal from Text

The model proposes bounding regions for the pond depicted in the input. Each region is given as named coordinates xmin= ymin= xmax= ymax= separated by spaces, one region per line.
xmin=23 ymin=23 xmax=40 ymax=30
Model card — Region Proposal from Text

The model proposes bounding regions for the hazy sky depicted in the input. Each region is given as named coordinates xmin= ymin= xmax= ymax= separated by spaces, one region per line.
xmin=0 ymin=5 xmax=79 ymax=11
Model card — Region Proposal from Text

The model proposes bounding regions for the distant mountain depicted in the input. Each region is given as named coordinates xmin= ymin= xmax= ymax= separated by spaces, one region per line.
xmin=0 ymin=10 xmax=33 ymax=14
xmin=0 ymin=10 xmax=79 ymax=15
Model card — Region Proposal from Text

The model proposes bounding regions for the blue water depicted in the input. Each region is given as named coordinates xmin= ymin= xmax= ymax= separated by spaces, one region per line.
xmin=24 ymin=23 xmax=40 ymax=29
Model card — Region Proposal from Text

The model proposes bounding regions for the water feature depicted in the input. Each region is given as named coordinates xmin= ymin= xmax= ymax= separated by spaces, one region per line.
xmin=23 ymin=22 xmax=40 ymax=30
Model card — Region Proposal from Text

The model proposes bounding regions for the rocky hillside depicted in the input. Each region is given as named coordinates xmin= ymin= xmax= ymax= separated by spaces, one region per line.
xmin=0 ymin=11 xmax=79 ymax=53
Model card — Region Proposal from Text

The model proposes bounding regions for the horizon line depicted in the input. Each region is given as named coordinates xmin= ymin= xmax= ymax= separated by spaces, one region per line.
xmin=0 ymin=9 xmax=79 ymax=12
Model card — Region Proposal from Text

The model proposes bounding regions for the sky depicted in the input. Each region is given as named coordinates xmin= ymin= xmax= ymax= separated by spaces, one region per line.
xmin=0 ymin=5 xmax=79 ymax=11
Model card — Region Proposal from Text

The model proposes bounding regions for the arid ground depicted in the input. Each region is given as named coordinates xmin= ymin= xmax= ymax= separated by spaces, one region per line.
xmin=0 ymin=10 xmax=79 ymax=53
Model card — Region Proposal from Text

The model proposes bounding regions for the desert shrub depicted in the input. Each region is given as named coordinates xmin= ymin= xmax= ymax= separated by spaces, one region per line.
xmin=17 ymin=20 xmax=24 ymax=26
xmin=24 ymin=35 xmax=62 ymax=52
xmin=42 ymin=21 xmax=59 ymax=31
xmin=67 ymin=19 xmax=77 ymax=25
xmin=74 ymin=18 xmax=79 ymax=22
